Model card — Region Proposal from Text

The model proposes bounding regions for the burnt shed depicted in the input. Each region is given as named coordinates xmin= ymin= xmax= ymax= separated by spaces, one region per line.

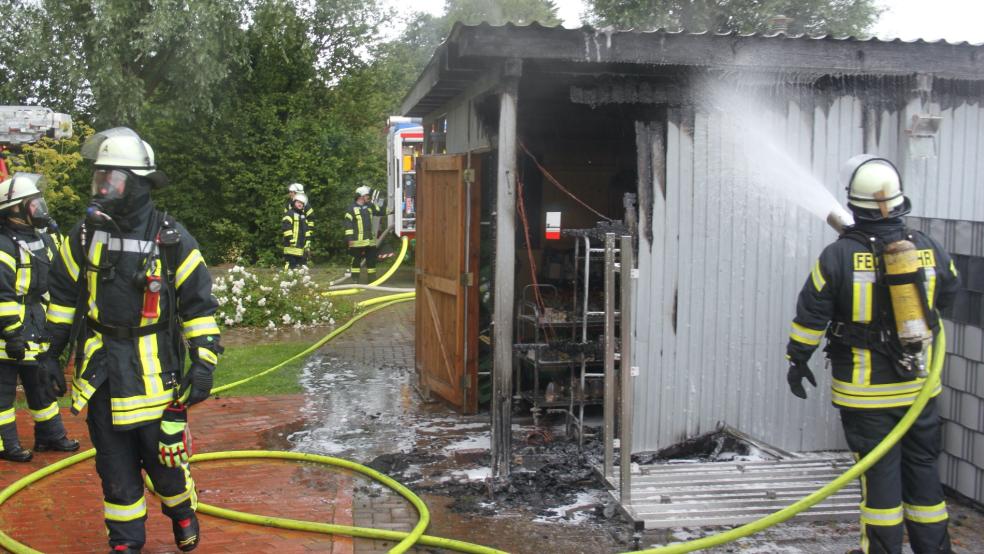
xmin=401 ymin=22 xmax=984 ymax=501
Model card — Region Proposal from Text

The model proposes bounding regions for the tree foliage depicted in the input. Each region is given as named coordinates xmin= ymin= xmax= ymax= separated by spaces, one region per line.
xmin=0 ymin=0 xmax=568 ymax=265
xmin=1 ymin=0 xmax=247 ymax=126
xmin=587 ymin=0 xmax=880 ymax=36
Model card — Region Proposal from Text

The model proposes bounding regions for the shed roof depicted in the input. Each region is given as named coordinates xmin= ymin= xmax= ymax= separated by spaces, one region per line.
xmin=401 ymin=23 xmax=984 ymax=117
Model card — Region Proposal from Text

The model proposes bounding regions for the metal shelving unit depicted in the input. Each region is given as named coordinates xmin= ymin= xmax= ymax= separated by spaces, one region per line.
xmin=512 ymin=230 xmax=620 ymax=443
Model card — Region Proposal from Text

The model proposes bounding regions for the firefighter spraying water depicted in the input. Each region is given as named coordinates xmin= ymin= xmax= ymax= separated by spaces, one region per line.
xmin=788 ymin=155 xmax=961 ymax=554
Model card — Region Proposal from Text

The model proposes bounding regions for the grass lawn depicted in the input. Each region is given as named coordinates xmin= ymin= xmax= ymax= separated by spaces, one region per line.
xmin=213 ymin=338 xmax=319 ymax=397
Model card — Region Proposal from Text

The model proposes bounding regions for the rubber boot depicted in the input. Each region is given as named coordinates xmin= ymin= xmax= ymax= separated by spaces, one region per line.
xmin=34 ymin=435 xmax=80 ymax=452
xmin=0 ymin=445 xmax=32 ymax=462
xmin=110 ymin=544 xmax=140 ymax=554
xmin=172 ymin=514 xmax=200 ymax=552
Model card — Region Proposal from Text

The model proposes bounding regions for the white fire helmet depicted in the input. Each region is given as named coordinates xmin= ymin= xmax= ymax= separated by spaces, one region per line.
xmin=0 ymin=172 xmax=46 ymax=212
xmin=842 ymin=154 xmax=907 ymax=217
xmin=288 ymin=183 xmax=305 ymax=194
xmin=81 ymin=127 xmax=156 ymax=176
xmin=355 ymin=185 xmax=372 ymax=197
xmin=293 ymin=192 xmax=308 ymax=208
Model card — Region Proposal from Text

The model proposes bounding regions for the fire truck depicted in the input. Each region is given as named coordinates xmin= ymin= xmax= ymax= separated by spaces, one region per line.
xmin=385 ymin=116 xmax=423 ymax=238
xmin=0 ymin=106 xmax=73 ymax=178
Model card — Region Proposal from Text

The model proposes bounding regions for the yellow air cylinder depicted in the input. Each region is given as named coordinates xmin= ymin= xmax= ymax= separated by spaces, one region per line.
xmin=883 ymin=240 xmax=932 ymax=346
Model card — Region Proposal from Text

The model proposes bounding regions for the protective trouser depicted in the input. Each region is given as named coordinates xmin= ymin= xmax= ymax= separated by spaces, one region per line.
xmin=0 ymin=361 xmax=67 ymax=451
xmin=87 ymin=385 xmax=196 ymax=549
xmin=840 ymin=398 xmax=952 ymax=554
xmin=284 ymin=253 xmax=307 ymax=269
xmin=349 ymin=246 xmax=377 ymax=283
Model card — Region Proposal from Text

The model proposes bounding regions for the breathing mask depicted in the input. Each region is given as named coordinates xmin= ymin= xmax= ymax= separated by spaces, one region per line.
xmin=88 ymin=168 xmax=143 ymax=223
xmin=22 ymin=196 xmax=51 ymax=229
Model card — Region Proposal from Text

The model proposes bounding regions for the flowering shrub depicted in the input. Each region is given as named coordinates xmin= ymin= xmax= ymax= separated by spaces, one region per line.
xmin=212 ymin=265 xmax=336 ymax=329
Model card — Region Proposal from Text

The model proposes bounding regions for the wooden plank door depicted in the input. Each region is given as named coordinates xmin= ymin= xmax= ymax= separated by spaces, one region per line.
xmin=415 ymin=154 xmax=480 ymax=413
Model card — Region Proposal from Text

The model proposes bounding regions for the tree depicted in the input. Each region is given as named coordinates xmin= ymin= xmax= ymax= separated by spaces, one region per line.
xmin=587 ymin=0 xmax=880 ymax=36
xmin=0 ymin=0 xmax=247 ymax=126
xmin=142 ymin=0 xmax=392 ymax=264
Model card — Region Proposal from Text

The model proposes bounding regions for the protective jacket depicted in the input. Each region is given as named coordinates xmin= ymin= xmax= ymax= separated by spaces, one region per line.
xmin=343 ymin=201 xmax=383 ymax=247
xmin=46 ymin=202 xmax=221 ymax=430
xmin=787 ymin=219 xmax=960 ymax=410
xmin=0 ymin=226 xmax=56 ymax=362
xmin=281 ymin=207 xmax=312 ymax=257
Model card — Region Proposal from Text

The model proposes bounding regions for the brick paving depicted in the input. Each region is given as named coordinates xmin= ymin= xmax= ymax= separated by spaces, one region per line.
xmin=315 ymin=302 xmax=426 ymax=554
xmin=0 ymin=396 xmax=355 ymax=553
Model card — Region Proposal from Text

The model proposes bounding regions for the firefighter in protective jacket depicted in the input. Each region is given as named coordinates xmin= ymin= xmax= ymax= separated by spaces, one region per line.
xmin=37 ymin=128 xmax=222 ymax=554
xmin=344 ymin=185 xmax=384 ymax=283
xmin=282 ymin=192 xmax=312 ymax=268
xmin=786 ymin=155 xmax=960 ymax=554
xmin=0 ymin=173 xmax=79 ymax=462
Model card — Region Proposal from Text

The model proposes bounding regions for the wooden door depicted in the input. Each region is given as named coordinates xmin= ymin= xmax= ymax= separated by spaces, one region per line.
xmin=415 ymin=155 xmax=480 ymax=413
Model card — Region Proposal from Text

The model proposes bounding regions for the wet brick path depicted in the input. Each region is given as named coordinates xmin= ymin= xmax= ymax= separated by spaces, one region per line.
xmin=0 ymin=396 xmax=355 ymax=553
xmin=297 ymin=302 xmax=428 ymax=553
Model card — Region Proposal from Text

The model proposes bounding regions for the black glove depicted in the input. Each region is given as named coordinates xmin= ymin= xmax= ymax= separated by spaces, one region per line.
xmin=787 ymin=360 xmax=817 ymax=399
xmin=38 ymin=355 xmax=67 ymax=398
xmin=180 ymin=362 xmax=214 ymax=406
xmin=3 ymin=331 xmax=25 ymax=361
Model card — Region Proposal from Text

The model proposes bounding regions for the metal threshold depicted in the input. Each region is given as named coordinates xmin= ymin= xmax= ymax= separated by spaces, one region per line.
xmin=600 ymin=454 xmax=860 ymax=529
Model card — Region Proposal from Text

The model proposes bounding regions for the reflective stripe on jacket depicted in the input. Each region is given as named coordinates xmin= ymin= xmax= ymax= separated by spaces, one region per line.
xmin=343 ymin=201 xmax=382 ymax=247
xmin=787 ymin=224 xmax=960 ymax=410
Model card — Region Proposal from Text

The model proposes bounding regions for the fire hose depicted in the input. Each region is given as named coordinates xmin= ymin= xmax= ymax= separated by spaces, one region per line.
xmin=0 ymin=246 xmax=949 ymax=553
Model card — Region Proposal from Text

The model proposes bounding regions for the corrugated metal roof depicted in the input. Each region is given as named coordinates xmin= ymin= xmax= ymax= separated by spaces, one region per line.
xmin=401 ymin=23 xmax=984 ymax=117
xmin=471 ymin=21 xmax=984 ymax=47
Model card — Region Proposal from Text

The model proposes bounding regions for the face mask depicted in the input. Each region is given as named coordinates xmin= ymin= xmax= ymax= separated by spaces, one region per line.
xmin=90 ymin=168 xmax=138 ymax=218
xmin=24 ymin=196 xmax=50 ymax=229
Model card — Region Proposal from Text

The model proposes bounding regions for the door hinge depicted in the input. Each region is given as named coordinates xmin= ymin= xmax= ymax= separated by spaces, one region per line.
xmin=463 ymin=168 xmax=475 ymax=184
xmin=460 ymin=272 xmax=474 ymax=286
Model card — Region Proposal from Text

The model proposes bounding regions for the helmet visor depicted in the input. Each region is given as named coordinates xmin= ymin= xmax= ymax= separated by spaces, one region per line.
xmin=25 ymin=196 xmax=49 ymax=224
xmin=91 ymin=169 xmax=135 ymax=201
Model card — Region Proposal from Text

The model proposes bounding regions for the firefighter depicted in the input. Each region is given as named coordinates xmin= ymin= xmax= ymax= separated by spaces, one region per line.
xmin=37 ymin=128 xmax=222 ymax=553
xmin=343 ymin=185 xmax=384 ymax=284
xmin=0 ymin=173 xmax=79 ymax=462
xmin=284 ymin=183 xmax=314 ymax=219
xmin=282 ymin=192 xmax=312 ymax=269
xmin=786 ymin=155 xmax=960 ymax=554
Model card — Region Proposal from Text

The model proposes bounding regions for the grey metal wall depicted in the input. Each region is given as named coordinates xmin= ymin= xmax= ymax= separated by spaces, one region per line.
xmin=633 ymin=87 xmax=984 ymax=453
xmin=905 ymin=100 xmax=984 ymax=222
xmin=444 ymin=95 xmax=491 ymax=155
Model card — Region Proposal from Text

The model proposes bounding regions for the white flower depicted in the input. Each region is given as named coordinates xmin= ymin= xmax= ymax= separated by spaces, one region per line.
xmin=224 ymin=317 xmax=235 ymax=326
xmin=282 ymin=313 xmax=292 ymax=324
xmin=266 ymin=321 xmax=276 ymax=330
xmin=257 ymin=297 xmax=266 ymax=306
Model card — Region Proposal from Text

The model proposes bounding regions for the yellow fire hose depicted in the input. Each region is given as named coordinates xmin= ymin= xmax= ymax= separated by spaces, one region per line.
xmin=0 ymin=270 xmax=949 ymax=554
xmin=325 ymin=236 xmax=409 ymax=297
